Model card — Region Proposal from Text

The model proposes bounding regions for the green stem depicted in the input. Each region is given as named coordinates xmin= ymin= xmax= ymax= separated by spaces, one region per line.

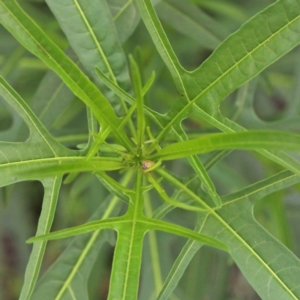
xmin=156 ymin=168 xmax=215 ymax=212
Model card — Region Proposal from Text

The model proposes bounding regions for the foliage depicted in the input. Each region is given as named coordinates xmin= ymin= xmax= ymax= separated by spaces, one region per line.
xmin=1 ymin=0 xmax=300 ymax=299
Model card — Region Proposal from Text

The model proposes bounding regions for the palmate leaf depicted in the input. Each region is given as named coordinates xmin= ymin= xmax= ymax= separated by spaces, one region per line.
xmin=137 ymin=0 xmax=300 ymax=107
xmin=95 ymin=65 xmax=223 ymax=208
xmin=133 ymin=2 xmax=300 ymax=298
xmin=0 ymin=78 xmax=125 ymax=177
xmin=135 ymin=0 xmax=300 ymax=150
xmin=186 ymin=0 xmax=300 ymax=108
xmin=28 ymin=170 xmax=227 ymax=299
xmin=134 ymin=0 xmax=300 ymax=187
xmin=27 ymin=171 xmax=132 ymax=300
xmin=136 ymin=0 xmax=300 ymax=138
xmin=0 ymin=76 xmax=73 ymax=186
xmin=2 ymin=0 xmax=300 ymax=299
xmin=0 ymin=50 xmax=124 ymax=299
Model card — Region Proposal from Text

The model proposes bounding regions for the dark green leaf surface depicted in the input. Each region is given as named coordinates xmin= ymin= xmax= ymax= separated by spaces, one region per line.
xmin=45 ymin=0 xmax=131 ymax=93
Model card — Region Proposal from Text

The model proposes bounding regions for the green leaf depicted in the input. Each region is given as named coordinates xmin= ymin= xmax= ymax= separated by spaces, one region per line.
xmin=129 ymin=55 xmax=145 ymax=148
xmin=0 ymin=76 xmax=61 ymax=152
xmin=157 ymin=167 xmax=300 ymax=299
xmin=143 ymin=218 xmax=228 ymax=252
xmin=20 ymin=176 xmax=62 ymax=300
xmin=152 ymin=131 xmax=300 ymax=161
xmin=45 ymin=0 xmax=131 ymax=93
xmin=95 ymin=66 xmax=165 ymax=128
xmin=136 ymin=0 xmax=300 ymax=149
xmin=185 ymin=0 xmax=300 ymax=111
xmin=30 ymin=53 xmax=77 ymax=130
xmin=172 ymin=124 xmax=222 ymax=207
xmin=222 ymin=170 xmax=300 ymax=205
xmin=30 ymin=187 xmax=128 ymax=300
xmin=157 ymin=169 xmax=300 ymax=299
xmin=0 ymin=0 xmax=132 ymax=150
xmin=156 ymin=217 xmax=205 ymax=300
xmin=147 ymin=173 xmax=209 ymax=212
xmin=135 ymin=0 xmax=186 ymax=94
xmin=96 ymin=171 xmax=131 ymax=203
xmin=203 ymin=200 xmax=300 ymax=299
xmin=14 ymin=157 xmax=124 ymax=180
xmin=107 ymin=170 xmax=145 ymax=300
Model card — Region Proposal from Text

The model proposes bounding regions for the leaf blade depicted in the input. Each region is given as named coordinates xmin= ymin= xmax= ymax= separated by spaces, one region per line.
xmin=45 ymin=0 xmax=131 ymax=92
xmin=152 ymin=131 xmax=300 ymax=161
xmin=20 ymin=176 xmax=62 ymax=300
xmin=0 ymin=0 xmax=132 ymax=150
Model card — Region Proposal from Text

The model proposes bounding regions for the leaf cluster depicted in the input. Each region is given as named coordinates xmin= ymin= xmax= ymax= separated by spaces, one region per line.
xmin=1 ymin=0 xmax=300 ymax=299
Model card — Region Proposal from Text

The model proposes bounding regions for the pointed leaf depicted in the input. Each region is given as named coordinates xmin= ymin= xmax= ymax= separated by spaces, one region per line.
xmin=152 ymin=131 xmax=300 ymax=161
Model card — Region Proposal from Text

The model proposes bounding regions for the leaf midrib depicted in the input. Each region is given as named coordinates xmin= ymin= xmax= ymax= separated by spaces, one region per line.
xmin=113 ymin=0 xmax=133 ymax=21
xmin=121 ymin=171 xmax=143 ymax=300
xmin=0 ymin=155 xmax=122 ymax=168
xmin=140 ymin=209 xmax=298 ymax=299
xmin=209 ymin=209 xmax=298 ymax=299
